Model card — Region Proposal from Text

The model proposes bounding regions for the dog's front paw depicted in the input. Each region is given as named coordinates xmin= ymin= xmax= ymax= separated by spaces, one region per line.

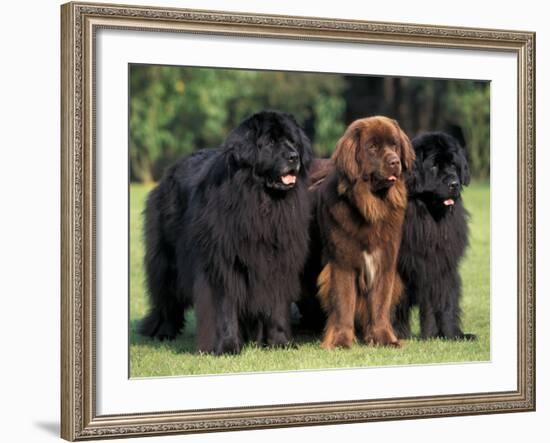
xmin=214 ymin=336 xmax=242 ymax=355
xmin=455 ymin=332 xmax=477 ymax=341
xmin=321 ymin=328 xmax=355 ymax=350
xmin=365 ymin=326 xmax=401 ymax=348
xmin=266 ymin=328 xmax=292 ymax=348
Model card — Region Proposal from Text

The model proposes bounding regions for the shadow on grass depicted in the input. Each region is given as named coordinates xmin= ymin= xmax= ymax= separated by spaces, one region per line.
xmin=129 ymin=310 xmax=323 ymax=356
xmin=129 ymin=313 xmax=197 ymax=355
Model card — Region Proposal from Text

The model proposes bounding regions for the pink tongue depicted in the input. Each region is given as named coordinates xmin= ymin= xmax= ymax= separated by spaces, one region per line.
xmin=388 ymin=176 xmax=397 ymax=182
xmin=443 ymin=199 xmax=455 ymax=206
xmin=281 ymin=174 xmax=296 ymax=185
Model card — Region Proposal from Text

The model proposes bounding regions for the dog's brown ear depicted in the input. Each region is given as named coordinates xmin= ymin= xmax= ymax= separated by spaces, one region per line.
xmin=333 ymin=124 xmax=361 ymax=181
xmin=393 ymin=121 xmax=415 ymax=172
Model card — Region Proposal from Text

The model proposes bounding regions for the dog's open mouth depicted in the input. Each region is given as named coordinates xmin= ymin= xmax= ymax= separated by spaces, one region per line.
xmin=381 ymin=175 xmax=398 ymax=187
xmin=370 ymin=173 xmax=399 ymax=191
xmin=268 ymin=169 xmax=299 ymax=191
xmin=278 ymin=166 xmax=300 ymax=187
xmin=280 ymin=174 xmax=297 ymax=185
xmin=443 ymin=198 xmax=455 ymax=206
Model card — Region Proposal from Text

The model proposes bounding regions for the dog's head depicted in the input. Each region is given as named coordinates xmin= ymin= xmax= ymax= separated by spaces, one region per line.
xmin=409 ymin=132 xmax=470 ymax=208
xmin=332 ymin=116 xmax=415 ymax=192
xmin=224 ymin=110 xmax=312 ymax=192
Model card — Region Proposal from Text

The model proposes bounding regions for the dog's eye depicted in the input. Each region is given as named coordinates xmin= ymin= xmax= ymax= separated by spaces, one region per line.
xmin=367 ymin=144 xmax=378 ymax=152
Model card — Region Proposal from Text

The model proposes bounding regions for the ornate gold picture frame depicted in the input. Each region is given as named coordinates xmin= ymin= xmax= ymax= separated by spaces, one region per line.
xmin=61 ymin=1 xmax=535 ymax=440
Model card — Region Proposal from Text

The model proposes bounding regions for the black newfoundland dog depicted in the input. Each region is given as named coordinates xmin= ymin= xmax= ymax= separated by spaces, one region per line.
xmin=393 ymin=132 xmax=476 ymax=340
xmin=139 ymin=110 xmax=313 ymax=355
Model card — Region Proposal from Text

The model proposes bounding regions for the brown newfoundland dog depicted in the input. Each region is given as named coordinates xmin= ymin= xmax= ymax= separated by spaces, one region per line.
xmin=304 ymin=116 xmax=415 ymax=349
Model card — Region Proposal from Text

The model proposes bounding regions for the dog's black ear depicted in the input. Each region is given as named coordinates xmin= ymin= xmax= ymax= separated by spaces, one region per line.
xmin=224 ymin=115 xmax=260 ymax=168
xmin=286 ymin=113 xmax=313 ymax=173
xmin=406 ymin=155 xmax=426 ymax=194
xmin=442 ymin=132 xmax=471 ymax=187
xmin=404 ymin=139 xmax=423 ymax=193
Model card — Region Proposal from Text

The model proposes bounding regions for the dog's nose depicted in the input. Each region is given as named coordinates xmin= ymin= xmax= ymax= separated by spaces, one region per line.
xmin=287 ymin=151 xmax=299 ymax=163
xmin=449 ymin=180 xmax=459 ymax=191
xmin=387 ymin=154 xmax=400 ymax=169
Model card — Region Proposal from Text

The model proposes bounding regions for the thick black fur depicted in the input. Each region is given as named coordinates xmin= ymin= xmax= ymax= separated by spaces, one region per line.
xmin=393 ymin=132 xmax=476 ymax=340
xmin=139 ymin=110 xmax=313 ymax=355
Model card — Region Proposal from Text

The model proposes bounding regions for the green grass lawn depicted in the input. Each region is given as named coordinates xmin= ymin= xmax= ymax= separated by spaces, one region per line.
xmin=129 ymin=182 xmax=490 ymax=377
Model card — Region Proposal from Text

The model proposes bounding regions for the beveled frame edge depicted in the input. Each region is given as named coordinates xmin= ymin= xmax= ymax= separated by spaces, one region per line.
xmin=60 ymin=1 xmax=536 ymax=440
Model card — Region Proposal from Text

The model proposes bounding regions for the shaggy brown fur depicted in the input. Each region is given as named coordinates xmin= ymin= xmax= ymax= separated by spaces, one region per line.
xmin=311 ymin=116 xmax=414 ymax=349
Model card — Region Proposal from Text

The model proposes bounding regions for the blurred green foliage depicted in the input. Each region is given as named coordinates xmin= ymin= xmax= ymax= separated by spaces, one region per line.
xmin=129 ymin=65 xmax=490 ymax=182
xmin=445 ymin=82 xmax=491 ymax=179
xmin=130 ymin=65 xmax=345 ymax=182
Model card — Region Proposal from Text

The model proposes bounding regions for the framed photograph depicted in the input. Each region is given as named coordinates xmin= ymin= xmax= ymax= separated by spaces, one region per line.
xmin=61 ymin=1 xmax=536 ymax=440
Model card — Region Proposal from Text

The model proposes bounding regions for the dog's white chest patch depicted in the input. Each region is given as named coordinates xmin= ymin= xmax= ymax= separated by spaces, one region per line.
xmin=362 ymin=251 xmax=378 ymax=290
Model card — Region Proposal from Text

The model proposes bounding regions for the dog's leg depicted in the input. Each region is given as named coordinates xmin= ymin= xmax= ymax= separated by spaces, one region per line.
xmin=392 ymin=294 xmax=412 ymax=340
xmin=265 ymin=301 xmax=293 ymax=348
xmin=321 ymin=266 xmax=357 ymax=349
xmin=418 ymin=291 xmax=439 ymax=339
xmin=214 ymin=293 xmax=243 ymax=355
xmin=438 ymin=272 xmax=477 ymax=340
xmin=139 ymin=242 xmax=185 ymax=340
xmin=244 ymin=318 xmax=265 ymax=346
xmin=195 ymin=274 xmax=243 ymax=355
xmin=365 ymin=272 xmax=401 ymax=347
xmin=194 ymin=274 xmax=217 ymax=353
xmin=391 ymin=275 xmax=411 ymax=339
xmin=139 ymin=182 xmax=189 ymax=340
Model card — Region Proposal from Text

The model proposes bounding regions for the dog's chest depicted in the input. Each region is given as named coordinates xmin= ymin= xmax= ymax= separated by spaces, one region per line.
xmin=361 ymin=250 xmax=379 ymax=290
xmin=406 ymin=202 xmax=468 ymax=263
